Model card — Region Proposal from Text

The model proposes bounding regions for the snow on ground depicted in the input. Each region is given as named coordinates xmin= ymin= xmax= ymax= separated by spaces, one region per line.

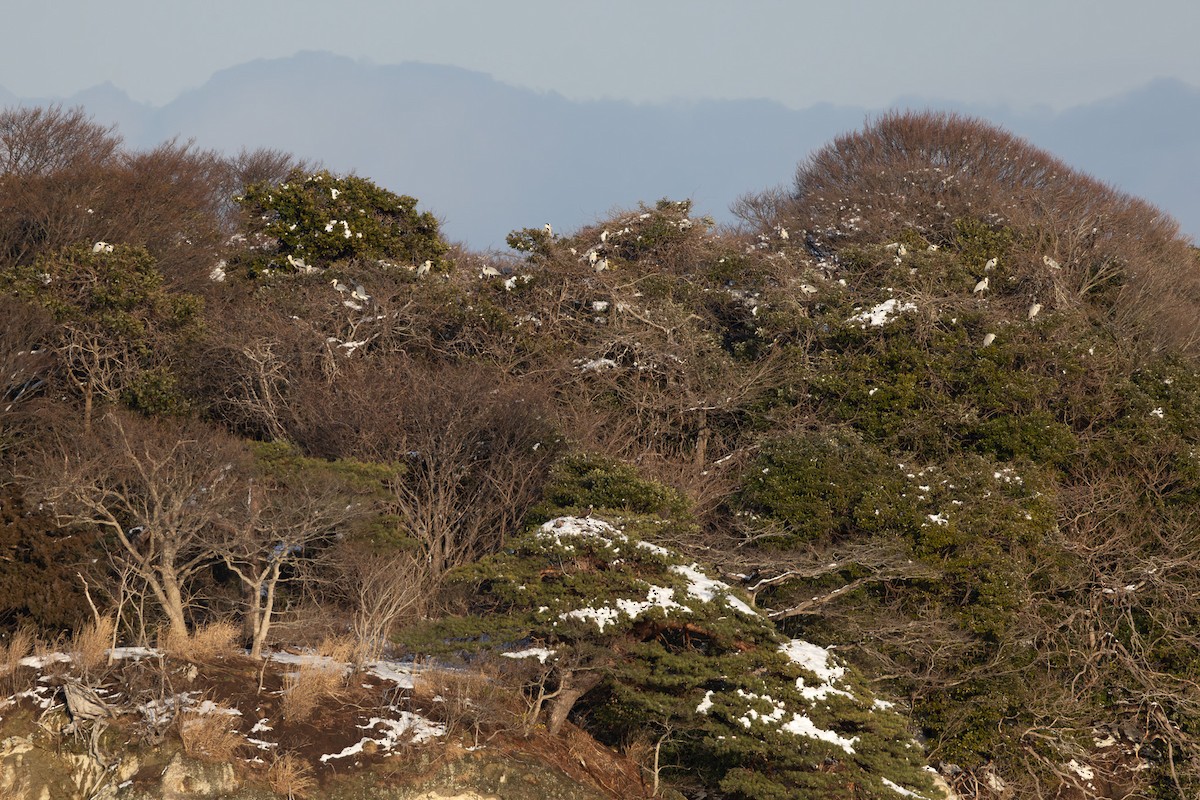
xmin=5 ymin=644 xmax=441 ymax=765
xmin=320 ymin=709 xmax=446 ymax=762
xmin=847 ymin=298 xmax=918 ymax=328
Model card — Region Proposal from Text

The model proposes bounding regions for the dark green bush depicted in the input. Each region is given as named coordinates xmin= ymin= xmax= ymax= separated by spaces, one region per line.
xmin=532 ymin=452 xmax=692 ymax=521
xmin=236 ymin=169 xmax=447 ymax=269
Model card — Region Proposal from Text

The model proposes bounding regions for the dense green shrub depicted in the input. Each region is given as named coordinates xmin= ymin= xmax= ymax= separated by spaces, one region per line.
xmin=410 ymin=515 xmax=938 ymax=800
xmin=533 ymin=452 xmax=692 ymax=521
xmin=236 ymin=169 xmax=447 ymax=270
xmin=3 ymin=242 xmax=202 ymax=421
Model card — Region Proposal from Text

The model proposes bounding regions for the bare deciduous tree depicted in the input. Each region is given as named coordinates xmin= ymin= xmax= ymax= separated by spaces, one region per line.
xmin=206 ymin=468 xmax=365 ymax=659
xmin=34 ymin=411 xmax=244 ymax=642
xmin=338 ymin=549 xmax=426 ymax=662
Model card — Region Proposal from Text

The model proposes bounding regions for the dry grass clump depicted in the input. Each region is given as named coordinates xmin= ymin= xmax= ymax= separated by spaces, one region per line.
xmin=281 ymin=661 xmax=346 ymax=723
xmin=0 ymin=627 xmax=36 ymax=694
xmin=177 ymin=707 xmax=244 ymax=762
xmin=162 ymin=620 xmax=241 ymax=663
xmin=411 ymin=663 xmax=522 ymax=741
xmin=71 ymin=615 xmax=115 ymax=675
xmin=266 ymin=752 xmax=317 ymax=799
xmin=314 ymin=633 xmax=358 ymax=666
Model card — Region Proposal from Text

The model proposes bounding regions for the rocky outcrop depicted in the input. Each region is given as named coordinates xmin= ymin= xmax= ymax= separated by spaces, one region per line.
xmin=0 ymin=728 xmax=614 ymax=800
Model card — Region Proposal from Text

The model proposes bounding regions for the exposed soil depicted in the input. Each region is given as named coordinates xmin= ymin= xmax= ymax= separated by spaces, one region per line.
xmin=0 ymin=647 xmax=650 ymax=799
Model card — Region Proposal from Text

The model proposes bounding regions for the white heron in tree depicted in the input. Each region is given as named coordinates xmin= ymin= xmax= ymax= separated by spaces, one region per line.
xmin=351 ymin=283 xmax=370 ymax=302
xmin=1043 ymin=255 xmax=1060 ymax=270
xmin=480 ymin=266 xmax=501 ymax=278
xmin=543 ymin=223 xmax=553 ymax=237
xmin=1028 ymin=302 xmax=1042 ymax=320
xmin=331 ymin=279 xmax=348 ymax=294
xmin=973 ymin=276 xmax=989 ymax=294
xmin=984 ymin=257 xmax=997 ymax=271
xmin=778 ymin=227 xmax=789 ymax=240
xmin=600 ymin=229 xmax=609 ymax=243
xmin=982 ymin=333 xmax=996 ymax=347
xmin=417 ymin=260 xmax=432 ymax=277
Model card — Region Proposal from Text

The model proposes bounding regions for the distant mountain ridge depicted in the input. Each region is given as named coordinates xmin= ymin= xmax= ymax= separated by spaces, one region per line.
xmin=5 ymin=52 xmax=1198 ymax=248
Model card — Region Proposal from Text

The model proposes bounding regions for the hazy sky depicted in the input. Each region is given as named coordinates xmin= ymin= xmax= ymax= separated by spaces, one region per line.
xmin=5 ymin=1 xmax=1199 ymax=110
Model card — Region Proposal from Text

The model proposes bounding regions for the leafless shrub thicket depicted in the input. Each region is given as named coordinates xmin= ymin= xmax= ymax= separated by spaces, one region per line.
xmin=338 ymin=549 xmax=426 ymax=662
xmin=776 ymin=110 xmax=1200 ymax=353
xmin=33 ymin=411 xmax=249 ymax=643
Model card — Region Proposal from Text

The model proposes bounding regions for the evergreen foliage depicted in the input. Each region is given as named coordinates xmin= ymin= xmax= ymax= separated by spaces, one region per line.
xmin=3 ymin=241 xmax=202 ymax=418
xmin=236 ymin=169 xmax=447 ymax=271
xmin=413 ymin=516 xmax=939 ymax=800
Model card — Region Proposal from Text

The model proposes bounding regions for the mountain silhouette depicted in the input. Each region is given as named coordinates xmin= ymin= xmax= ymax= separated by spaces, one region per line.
xmin=4 ymin=52 xmax=1197 ymax=248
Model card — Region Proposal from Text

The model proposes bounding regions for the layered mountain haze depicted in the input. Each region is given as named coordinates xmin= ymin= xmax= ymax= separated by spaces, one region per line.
xmin=6 ymin=51 xmax=1196 ymax=248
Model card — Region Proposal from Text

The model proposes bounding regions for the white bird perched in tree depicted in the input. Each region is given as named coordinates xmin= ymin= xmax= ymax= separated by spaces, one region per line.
xmin=543 ymin=223 xmax=553 ymax=237
xmin=600 ymin=229 xmax=609 ymax=243
xmin=587 ymin=249 xmax=599 ymax=266
xmin=973 ymin=276 xmax=989 ymax=294
xmin=330 ymin=279 xmax=348 ymax=294
xmin=1043 ymin=255 xmax=1060 ymax=270
xmin=594 ymin=257 xmax=608 ymax=273
xmin=897 ymin=243 xmax=907 ymax=257
xmin=480 ymin=266 xmax=502 ymax=278
xmin=778 ymin=227 xmax=789 ymax=240
xmin=1028 ymin=302 xmax=1043 ymax=320
xmin=982 ymin=333 xmax=996 ymax=347
xmin=351 ymin=283 xmax=370 ymax=302
xmin=92 ymin=241 xmax=113 ymax=253
xmin=417 ymin=260 xmax=432 ymax=277
xmin=984 ymin=257 xmax=997 ymax=271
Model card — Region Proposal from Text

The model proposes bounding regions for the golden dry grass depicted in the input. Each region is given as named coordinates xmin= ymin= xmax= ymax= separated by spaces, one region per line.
xmin=0 ymin=627 xmax=35 ymax=694
xmin=177 ymin=707 xmax=244 ymax=762
xmin=266 ymin=752 xmax=317 ymax=799
xmin=71 ymin=615 xmax=114 ymax=674
xmin=163 ymin=620 xmax=241 ymax=662
xmin=314 ymin=634 xmax=358 ymax=666
xmin=280 ymin=661 xmax=345 ymax=723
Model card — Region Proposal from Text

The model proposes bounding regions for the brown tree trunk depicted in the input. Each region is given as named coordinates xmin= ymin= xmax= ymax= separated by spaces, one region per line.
xmin=158 ymin=571 xmax=190 ymax=642
xmin=243 ymin=580 xmax=263 ymax=655
xmin=546 ymin=670 xmax=602 ymax=736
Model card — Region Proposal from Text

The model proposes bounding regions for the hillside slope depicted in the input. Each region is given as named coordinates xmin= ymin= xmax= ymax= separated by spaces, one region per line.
xmin=3 ymin=107 xmax=1200 ymax=799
